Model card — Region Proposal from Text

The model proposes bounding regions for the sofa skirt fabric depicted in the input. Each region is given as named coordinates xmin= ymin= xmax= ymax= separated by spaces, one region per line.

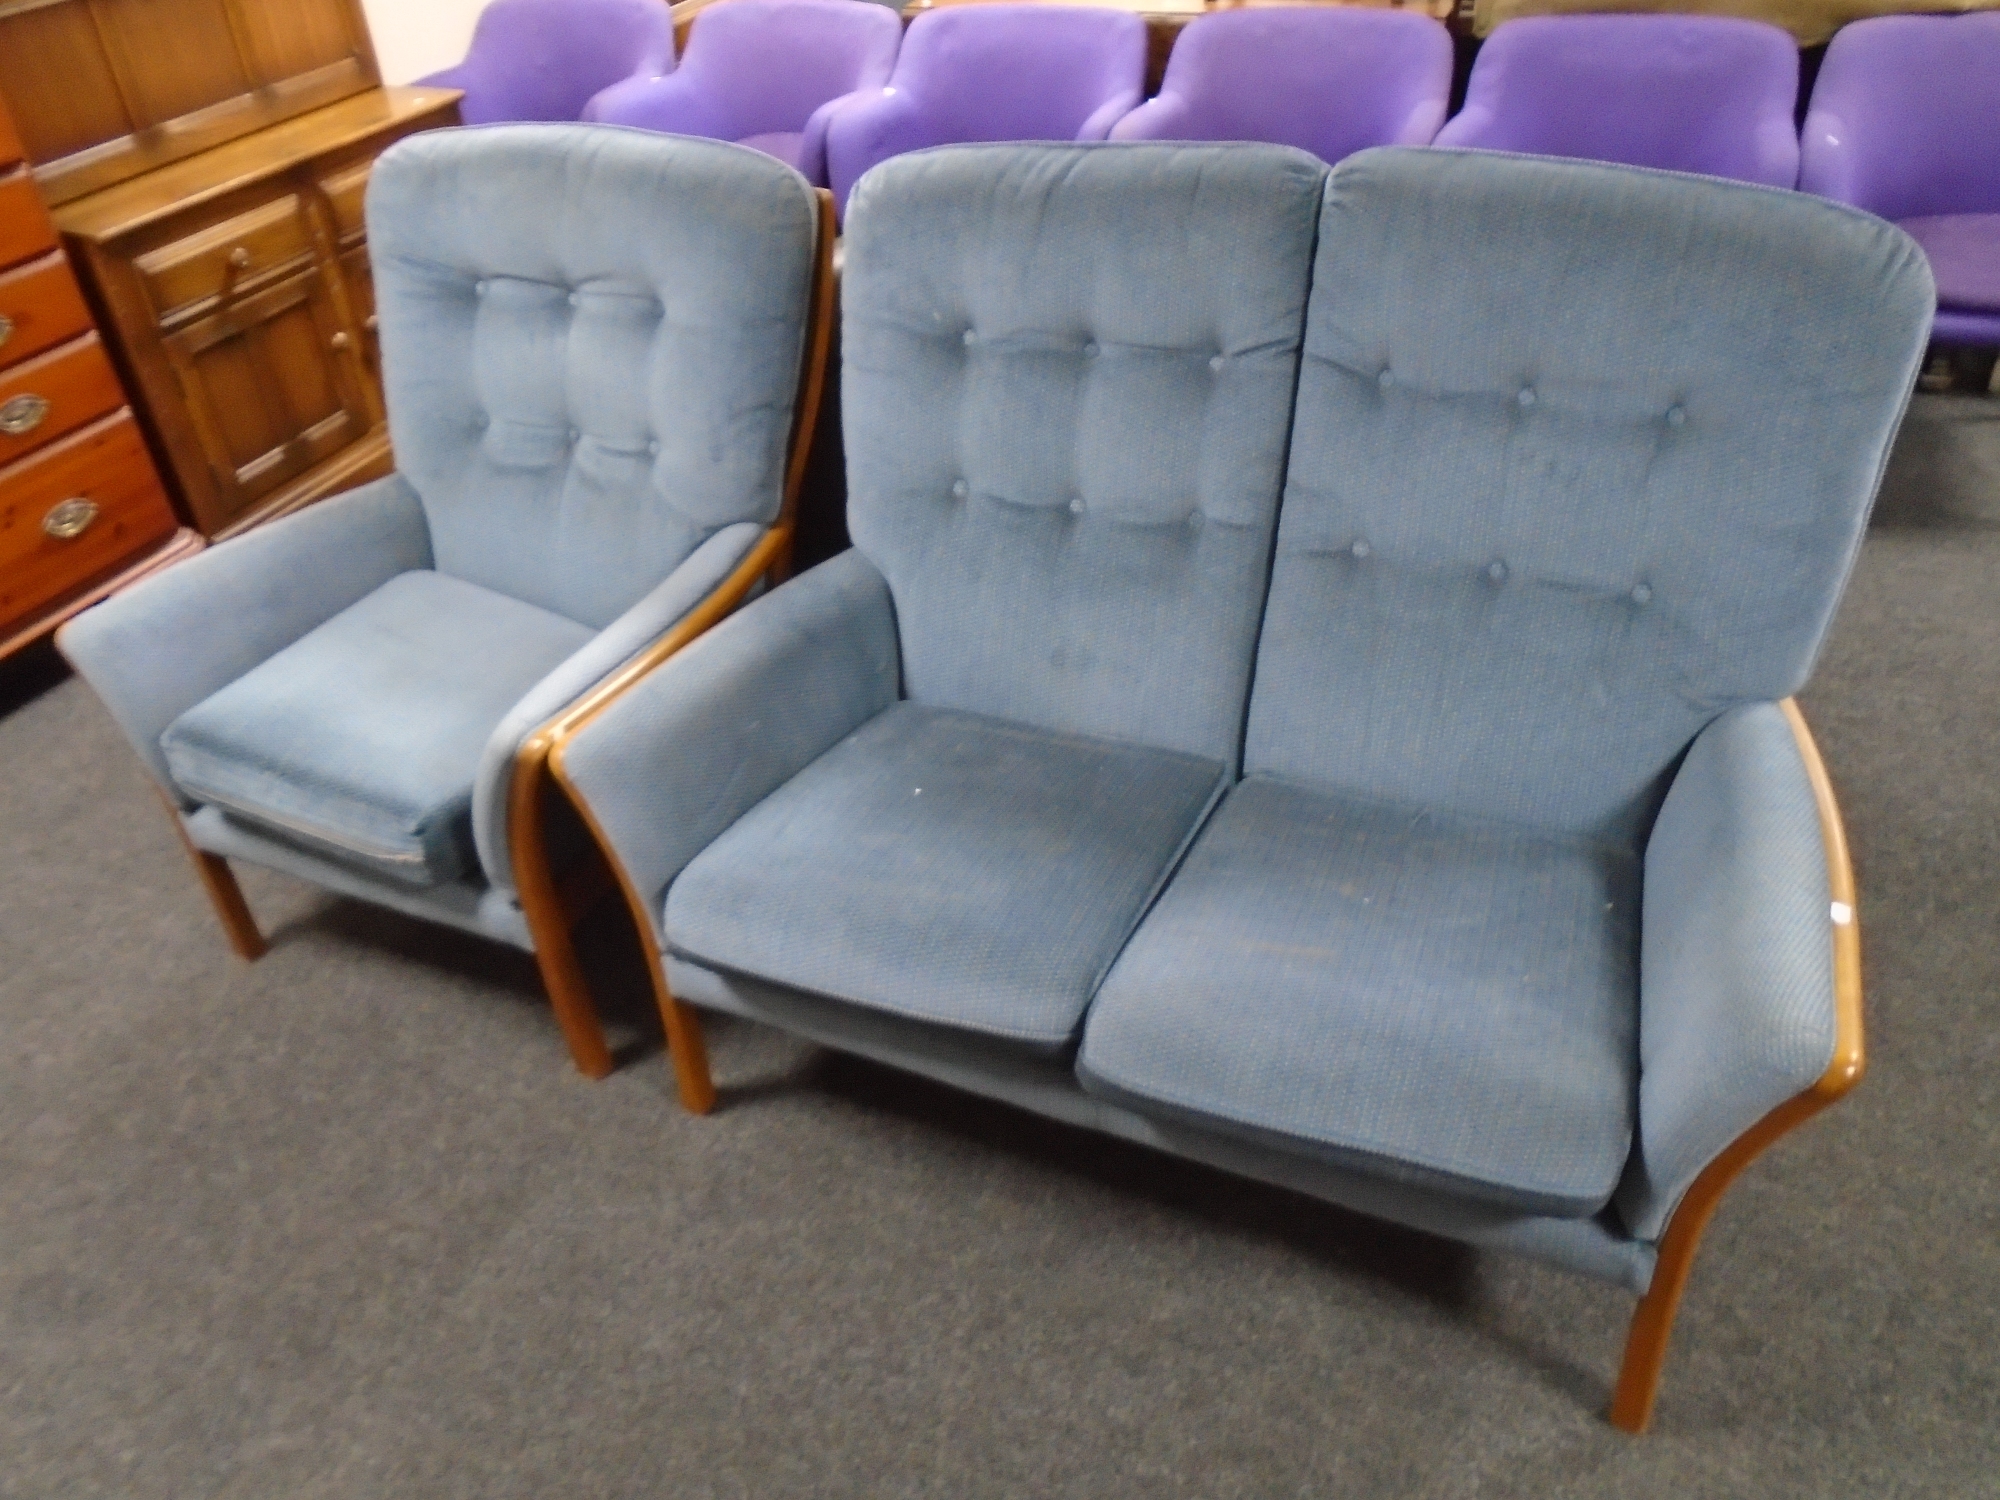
xmin=667 ymin=955 xmax=1659 ymax=1294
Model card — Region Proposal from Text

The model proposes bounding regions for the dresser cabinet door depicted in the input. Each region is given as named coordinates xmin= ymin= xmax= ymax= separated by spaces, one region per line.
xmin=159 ymin=261 xmax=373 ymax=530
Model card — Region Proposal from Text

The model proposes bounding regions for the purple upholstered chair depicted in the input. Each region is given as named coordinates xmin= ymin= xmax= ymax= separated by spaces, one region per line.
xmin=585 ymin=0 xmax=902 ymax=187
xmin=824 ymin=4 xmax=1148 ymax=219
xmin=1433 ymin=15 xmax=1801 ymax=188
xmin=1111 ymin=8 xmax=1452 ymax=164
xmin=1800 ymin=12 xmax=2000 ymax=351
xmin=419 ymin=0 xmax=676 ymax=126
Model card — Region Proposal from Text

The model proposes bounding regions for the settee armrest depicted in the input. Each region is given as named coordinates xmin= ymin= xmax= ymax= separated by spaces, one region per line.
xmin=1616 ymin=700 xmax=1864 ymax=1242
xmin=56 ymin=475 xmax=432 ymax=802
xmin=471 ymin=520 xmax=767 ymax=893
xmin=553 ymin=548 xmax=902 ymax=929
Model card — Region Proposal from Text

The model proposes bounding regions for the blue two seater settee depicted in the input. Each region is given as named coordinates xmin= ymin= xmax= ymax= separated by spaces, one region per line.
xmin=553 ymin=143 xmax=1931 ymax=1427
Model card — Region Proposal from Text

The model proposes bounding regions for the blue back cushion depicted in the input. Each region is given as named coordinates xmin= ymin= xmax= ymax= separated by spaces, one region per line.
xmin=1247 ymin=148 xmax=1934 ymax=840
xmin=841 ymin=142 xmax=1327 ymax=767
xmin=368 ymin=124 xmax=819 ymax=628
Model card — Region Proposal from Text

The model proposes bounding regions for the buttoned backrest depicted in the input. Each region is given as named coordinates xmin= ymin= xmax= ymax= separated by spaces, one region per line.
xmin=1799 ymin=13 xmax=2000 ymax=219
xmin=1432 ymin=15 xmax=1801 ymax=188
xmin=842 ymin=143 xmax=1327 ymax=768
xmin=368 ymin=126 xmax=819 ymax=629
xmin=1247 ymin=148 xmax=1932 ymax=841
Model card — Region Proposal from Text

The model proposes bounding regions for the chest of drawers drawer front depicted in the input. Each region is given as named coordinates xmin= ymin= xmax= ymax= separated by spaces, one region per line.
xmin=0 ymin=167 xmax=58 ymax=269
xmin=0 ymin=409 xmax=177 ymax=630
xmin=0 ymin=100 xmax=21 ymax=171
xmin=136 ymin=193 xmax=317 ymax=323
xmin=0 ymin=334 xmax=125 ymax=467
xmin=0 ymin=252 xmax=95 ymax=369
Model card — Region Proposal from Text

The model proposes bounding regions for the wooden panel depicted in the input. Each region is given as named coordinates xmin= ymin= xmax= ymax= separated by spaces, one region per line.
xmin=91 ymin=0 xmax=255 ymax=127
xmin=160 ymin=264 xmax=369 ymax=531
xmin=0 ymin=1 xmax=131 ymax=168
xmin=0 ymin=407 xmax=177 ymax=629
xmin=338 ymin=241 xmax=376 ymax=380
xmin=0 ymin=252 xmax=92 ymax=367
xmin=0 ymin=333 xmax=124 ymax=466
xmin=232 ymin=0 xmax=369 ymax=86
xmin=318 ymin=155 xmax=371 ymax=243
xmin=0 ymin=166 xmax=58 ymax=267
xmin=134 ymin=191 xmax=314 ymax=321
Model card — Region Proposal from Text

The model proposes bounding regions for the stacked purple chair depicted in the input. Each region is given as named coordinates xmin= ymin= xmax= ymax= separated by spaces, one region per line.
xmin=825 ymin=4 xmax=1148 ymax=220
xmin=1111 ymin=8 xmax=1453 ymax=163
xmin=1433 ymin=14 xmax=1801 ymax=188
xmin=585 ymin=0 xmax=903 ymax=188
xmin=418 ymin=0 xmax=676 ymax=126
xmin=1800 ymin=12 xmax=2000 ymax=361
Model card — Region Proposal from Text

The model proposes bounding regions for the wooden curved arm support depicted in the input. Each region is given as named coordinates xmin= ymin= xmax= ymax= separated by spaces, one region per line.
xmin=507 ymin=190 xmax=838 ymax=1092
xmin=1608 ymin=698 xmax=1866 ymax=1433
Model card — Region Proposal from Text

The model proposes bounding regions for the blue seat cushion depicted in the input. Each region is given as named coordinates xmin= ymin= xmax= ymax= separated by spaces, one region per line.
xmin=1078 ymin=775 xmax=1641 ymax=1216
xmin=161 ymin=571 xmax=594 ymax=888
xmin=665 ymin=701 xmax=1228 ymax=1050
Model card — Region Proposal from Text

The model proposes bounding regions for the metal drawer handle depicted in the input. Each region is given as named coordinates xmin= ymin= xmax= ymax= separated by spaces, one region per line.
xmin=0 ymin=393 xmax=51 ymax=436
xmin=42 ymin=497 xmax=99 ymax=540
xmin=0 ymin=314 xmax=13 ymax=349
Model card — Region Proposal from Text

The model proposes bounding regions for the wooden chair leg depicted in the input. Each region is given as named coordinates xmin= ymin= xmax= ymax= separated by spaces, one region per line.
xmin=165 ymin=809 xmax=265 ymax=960
xmin=650 ymin=964 xmax=716 ymax=1116
xmin=1609 ymin=1228 xmax=1701 ymax=1433
xmin=523 ymin=899 xmax=616 ymax=1082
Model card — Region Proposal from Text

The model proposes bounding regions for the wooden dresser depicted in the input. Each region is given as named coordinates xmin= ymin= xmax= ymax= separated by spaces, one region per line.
xmin=0 ymin=90 xmax=196 ymax=662
xmin=0 ymin=0 xmax=460 ymax=540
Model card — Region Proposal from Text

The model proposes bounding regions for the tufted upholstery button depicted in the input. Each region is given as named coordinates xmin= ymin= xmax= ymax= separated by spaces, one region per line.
xmin=568 ymin=428 xmax=580 ymax=445
xmin=951 ymin=479 xmax=969 ymax=498
xmin=1487 ymin=560 xmax=1508 ymax=583
xmin=474 ymin=279 xmax=489 ymax=296
xmin=1666 ymin=405 xmax=1686 ymax=428
xmin=1378 ymin=368 xmax=1394 ymax=390
xmin=1631 ymin=582 xmax=1653 ymax=605
xmin=1187 ymin=510 xmax=1204 ymax=530
xmin=1209 ymin=354 xmax=1225 ymax=373
xmin=1350 ymin=539 xmax=1371 ymax=559
xmin=962 ymin=329 xmax=976 ymax=346
xmin=1517 ymin=387 xmax=1536 ymax=408
xmin=648 ymin=439 xmax=660 ymax=456
xmin=1083 ymin=341 xmax=1099 ymax=358
xmin=568 ymin=292 xmax=580 ymax=307
xmin=1069 ymin=496 xmax=1086 ymax=515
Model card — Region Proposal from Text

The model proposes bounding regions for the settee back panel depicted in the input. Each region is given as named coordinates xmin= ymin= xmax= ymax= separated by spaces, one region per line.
xmin=369 ymin=125 xmax=819 ymax=630
xmin=1247 ymin=147 xmax=1933 ymax=841
xmin=841 ymin=142 xmax=1327 ymax=768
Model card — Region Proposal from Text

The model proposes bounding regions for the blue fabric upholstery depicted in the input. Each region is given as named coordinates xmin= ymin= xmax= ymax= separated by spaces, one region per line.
xmin=841 ymin=142 xmax=1326 ymax=767
xmin=666 ymin=701 xmax=1227 ymax=1049
xmin=56 ymin=476 xmax=432 ymax=800
xmin=556 ymin=549 xmax=903 ymax=922
xmin=1617 ymin=703 xmax=1838 ymax=1241
xmin=1248 ymin=148 xmax=1934 ymax=842
xmin=1079 ymin=776 xmax=1640 ymax=1216
xmin=469 ymin=520 xmax=764 ymax=894
xmin=368 ymin=124 xmax=819 ymax=629
xmin=163 ymin=573 xmax=593 ymax=887
xmin=669 ymin=954 xmax=1656 ymax=1292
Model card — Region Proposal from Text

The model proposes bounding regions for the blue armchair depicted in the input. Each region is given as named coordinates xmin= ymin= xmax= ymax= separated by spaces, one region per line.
xmin=59 ymin=125 xmax=835 ymax=1079
xmin=553 ymin=143 xmax=1928 ymax=1424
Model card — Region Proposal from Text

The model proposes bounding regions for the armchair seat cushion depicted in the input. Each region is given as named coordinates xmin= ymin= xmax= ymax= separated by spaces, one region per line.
xmin=665 ymin=701 xmax=1227 ymax=1049
xmin=1897 ymin=214 xmax=2000 ymax=313
xmin=1078 ymin=775 xmax=1641 ymax=1216
xmin=161 ymin=572 xmax=594 ymax=889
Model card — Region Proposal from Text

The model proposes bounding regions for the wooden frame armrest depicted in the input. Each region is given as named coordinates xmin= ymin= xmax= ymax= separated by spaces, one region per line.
xmin=503 ymin=187 xmax=840 ymax=1080
xmin=1609 ymin=696 xmax=1865 ymax=1432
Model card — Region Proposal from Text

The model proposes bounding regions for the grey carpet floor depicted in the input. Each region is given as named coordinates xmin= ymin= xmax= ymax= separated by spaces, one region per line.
xmin=4 ymin=426 xmax=1998 ymax=1497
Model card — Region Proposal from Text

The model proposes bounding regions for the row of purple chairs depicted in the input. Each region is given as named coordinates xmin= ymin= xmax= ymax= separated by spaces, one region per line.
xmin=423 ymin=1 xmax=1999 ymax=347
